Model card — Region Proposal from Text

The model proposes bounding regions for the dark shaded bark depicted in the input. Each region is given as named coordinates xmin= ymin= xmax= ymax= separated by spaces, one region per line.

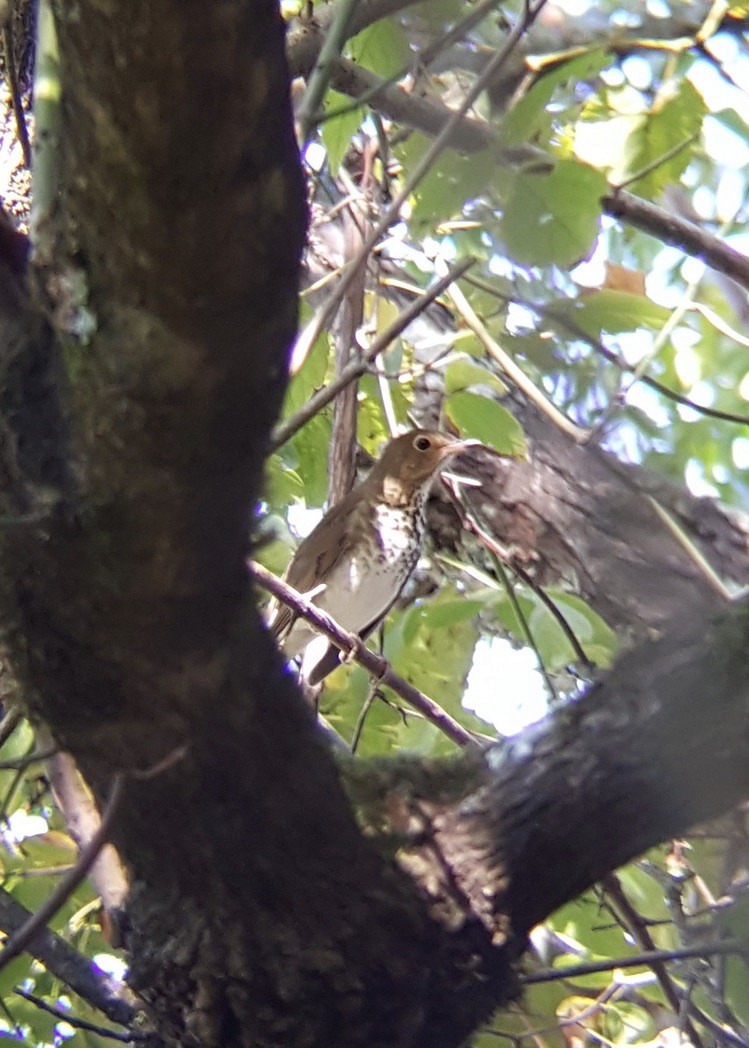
xmin=368 ymin=596 xmax=749 ymax=940
xmin=0 ymin=2 xmax=518 ymax=1046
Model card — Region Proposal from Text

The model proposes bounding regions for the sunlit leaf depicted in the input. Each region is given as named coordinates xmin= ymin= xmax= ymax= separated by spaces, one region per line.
xmin=500 ymin=48 xmax=610 ymax=147
xmin=289 ymin=412 xmax=333 ymax=507
xmin=576 ymin=81 xmax=706 ymax=199
xmin=501 ymin=159 xmax=606 ymax=268
xmin=321 ymin=89 xmax=362 ymax=176
xmin=557 ymin=289 xmax=671 ymax=338
xmin=445 ymin=390 xmax=526 ymax=457
xmin=281 ymin=330 xmax=331 ymax=418
xmin=620 ymin=80 xmax=706 ymax=199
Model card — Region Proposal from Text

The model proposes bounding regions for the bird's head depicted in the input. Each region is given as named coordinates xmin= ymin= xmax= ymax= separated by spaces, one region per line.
xmin=374 ymin=430 xmax=476 ymax=504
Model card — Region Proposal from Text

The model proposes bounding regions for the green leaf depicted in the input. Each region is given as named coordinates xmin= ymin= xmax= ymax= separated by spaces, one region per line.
xmin=620 ymin=81 xmax=706 ymax=199
xmin=399 ymin=136 xmax=496 ymax=231
xmin=401 ymin=595 xmax=486 ymax=644
xmin=528 ymin=590 xmax=618 ymax=670
xmin=576 ymin=81 xmax=706 ymax=200
xmin=383 ymin=589 xmax=489 ymax=753
xmin=490 ymin=587 xmax=616 ymax=669
xmin=445 ymin=391 xmax=526 ymax=457
xmin=264 ymin=455 xmax=304 ymax=510
xmin=321 ymin=89 xmax=362 ymax=176
xmin=501 ymin=158 xmax=606 ymax=268
xmin=0 ymin=953 xmax=33 ymax=999
xmin=725 ymin=954 xmax=749 ymax=1027
xmin=500 ymin=48 xmax=610 ymax=148
xmin=289 ymin=412 xmax=333 ymax=507
xmin=0 ymin=719 xmax=33 ymax=762
xmin=281 ymin=330 xmax=331 ymax=418
xmin=444 ymin=357 xmax=506 ymax=396
xmin=601 ymin=1000 xmax=654 ymax=1044
xmin=557 ymin=289 xmax=671 ymax=338
xmin=349 ymin=19 xmax=409 ymax=79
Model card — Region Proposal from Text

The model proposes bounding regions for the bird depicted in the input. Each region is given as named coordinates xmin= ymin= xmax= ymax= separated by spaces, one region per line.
xmin=268 ymin=429 xmax=474 ymax=685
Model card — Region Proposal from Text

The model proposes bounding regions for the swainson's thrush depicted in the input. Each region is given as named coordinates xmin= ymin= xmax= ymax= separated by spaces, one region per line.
xmin=269 ymin=429 xmax=473 ymax=684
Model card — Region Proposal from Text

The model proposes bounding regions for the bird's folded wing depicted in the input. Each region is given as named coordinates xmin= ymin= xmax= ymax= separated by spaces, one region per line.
xmin=265 ymin=492 xmax=363 ymax=643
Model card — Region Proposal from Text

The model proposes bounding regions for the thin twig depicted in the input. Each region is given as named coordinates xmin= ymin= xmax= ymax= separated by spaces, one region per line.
xmin=450 ymin=498 xmax=594 ymax=670
xmin=464 ymin=277 xmax=749 ymax=427
xmin=291 ymin=0 xmax=549 ymax=363
xmin=3 ymin=23 xmax=31 ymax=169
xmin=320 ymin=0 xmax=501 ymax=123
xmin=250 ymin=560 xmax=479 ymax=748
xmin=295 ymin=0 xmax=359 ymax=143
xmin=689 ymin=1000 xmax=749 ymax=1048
xmin=350 ymin=678 xmax=381 ymax=753
xmin=446 ymin=280 xmax=587 ymax=442
xmin=602 ymin=873 xmax=704 ymax=1048
xmin=272 ymin=257 xmax=474 ymax=450
xmin=611 ymin=132 xmax=699 ymax=194
xmin=0 ymin=747 xmax=56 ymax=770
xmin=521 ymin=938 xmax=745 ymax=985
xmin=14 ymin=988 xmax=146 ymax=1043
xmin=0 ymin=889 xmax=138 ymax=1026
xmin=0 ymin=774 xmax=124 ymax=972
xmin=647 ymin=497 xmax=733 ymax=602
xmin=41 ymin=732 xmax=130 ymax=917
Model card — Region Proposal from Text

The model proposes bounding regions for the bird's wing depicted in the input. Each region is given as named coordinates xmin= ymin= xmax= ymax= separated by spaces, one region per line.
xmin=267 ymin=491 xmax=365 ymax=642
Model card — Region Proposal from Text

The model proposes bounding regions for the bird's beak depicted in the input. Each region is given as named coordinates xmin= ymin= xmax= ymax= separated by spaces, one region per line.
xmin=441 ymin=437 xmax=481 ymax=459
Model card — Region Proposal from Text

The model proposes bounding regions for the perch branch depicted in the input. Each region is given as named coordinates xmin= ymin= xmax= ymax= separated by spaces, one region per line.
xmin=250 ymin=560 xmax=480 ymax=748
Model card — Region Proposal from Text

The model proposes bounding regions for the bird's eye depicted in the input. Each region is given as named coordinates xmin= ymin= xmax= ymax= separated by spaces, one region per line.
xmin=414 ymin=436 xmax=431 ymax=452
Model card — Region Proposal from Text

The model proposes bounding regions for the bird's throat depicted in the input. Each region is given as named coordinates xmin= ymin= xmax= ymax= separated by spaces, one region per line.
xmin=381 ymin=475 xmax=415 ymax=508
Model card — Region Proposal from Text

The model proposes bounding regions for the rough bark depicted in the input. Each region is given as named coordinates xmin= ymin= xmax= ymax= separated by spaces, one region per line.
xmin=452 ymin=393 xmax=749 ymax=643
xmin=364 ymin=595 xmax=749 ymax=941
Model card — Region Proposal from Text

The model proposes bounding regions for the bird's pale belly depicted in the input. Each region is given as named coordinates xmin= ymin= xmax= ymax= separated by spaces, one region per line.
xmin=282 ymin=521 xmax=418 ymax=659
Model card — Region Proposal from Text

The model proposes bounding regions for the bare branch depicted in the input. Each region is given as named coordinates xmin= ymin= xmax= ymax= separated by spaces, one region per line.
xmin=0 ymin=774 xmax=124 ymax=972
xmin=40 ymin=730 xmax=129 ymax=919
xmin=522 ymin=940 xmax=746 ymax=986
xmin=0 ymin=889 xmax=138 ymax=1027
xmin=250 ymin=560 xmax=480 ymax=748
xmin=15 ymin=988 xmax=147 ymax=1044
xmin=272 ymin=257 xmax=474 ymax=451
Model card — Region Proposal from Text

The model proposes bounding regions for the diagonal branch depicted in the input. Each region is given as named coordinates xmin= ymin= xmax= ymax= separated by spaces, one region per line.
xmin=0 ymin=888 xmax=139 ymax=1028
xmin=272 ymin=257 xmax=474 ymax=450
xmin=0 ymin=775 xmax=124 ymax=972
xmin=250 ymin=560 xmax=480 ymax=748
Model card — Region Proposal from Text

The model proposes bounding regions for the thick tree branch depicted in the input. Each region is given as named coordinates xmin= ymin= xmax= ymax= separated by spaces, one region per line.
xmin=449 ymin=392 xmax=749 ymax=642
xmin=361 ymin=597 xmax=749 ymax=947
xmin=603 ymin=189 xmax=749 ymax=290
